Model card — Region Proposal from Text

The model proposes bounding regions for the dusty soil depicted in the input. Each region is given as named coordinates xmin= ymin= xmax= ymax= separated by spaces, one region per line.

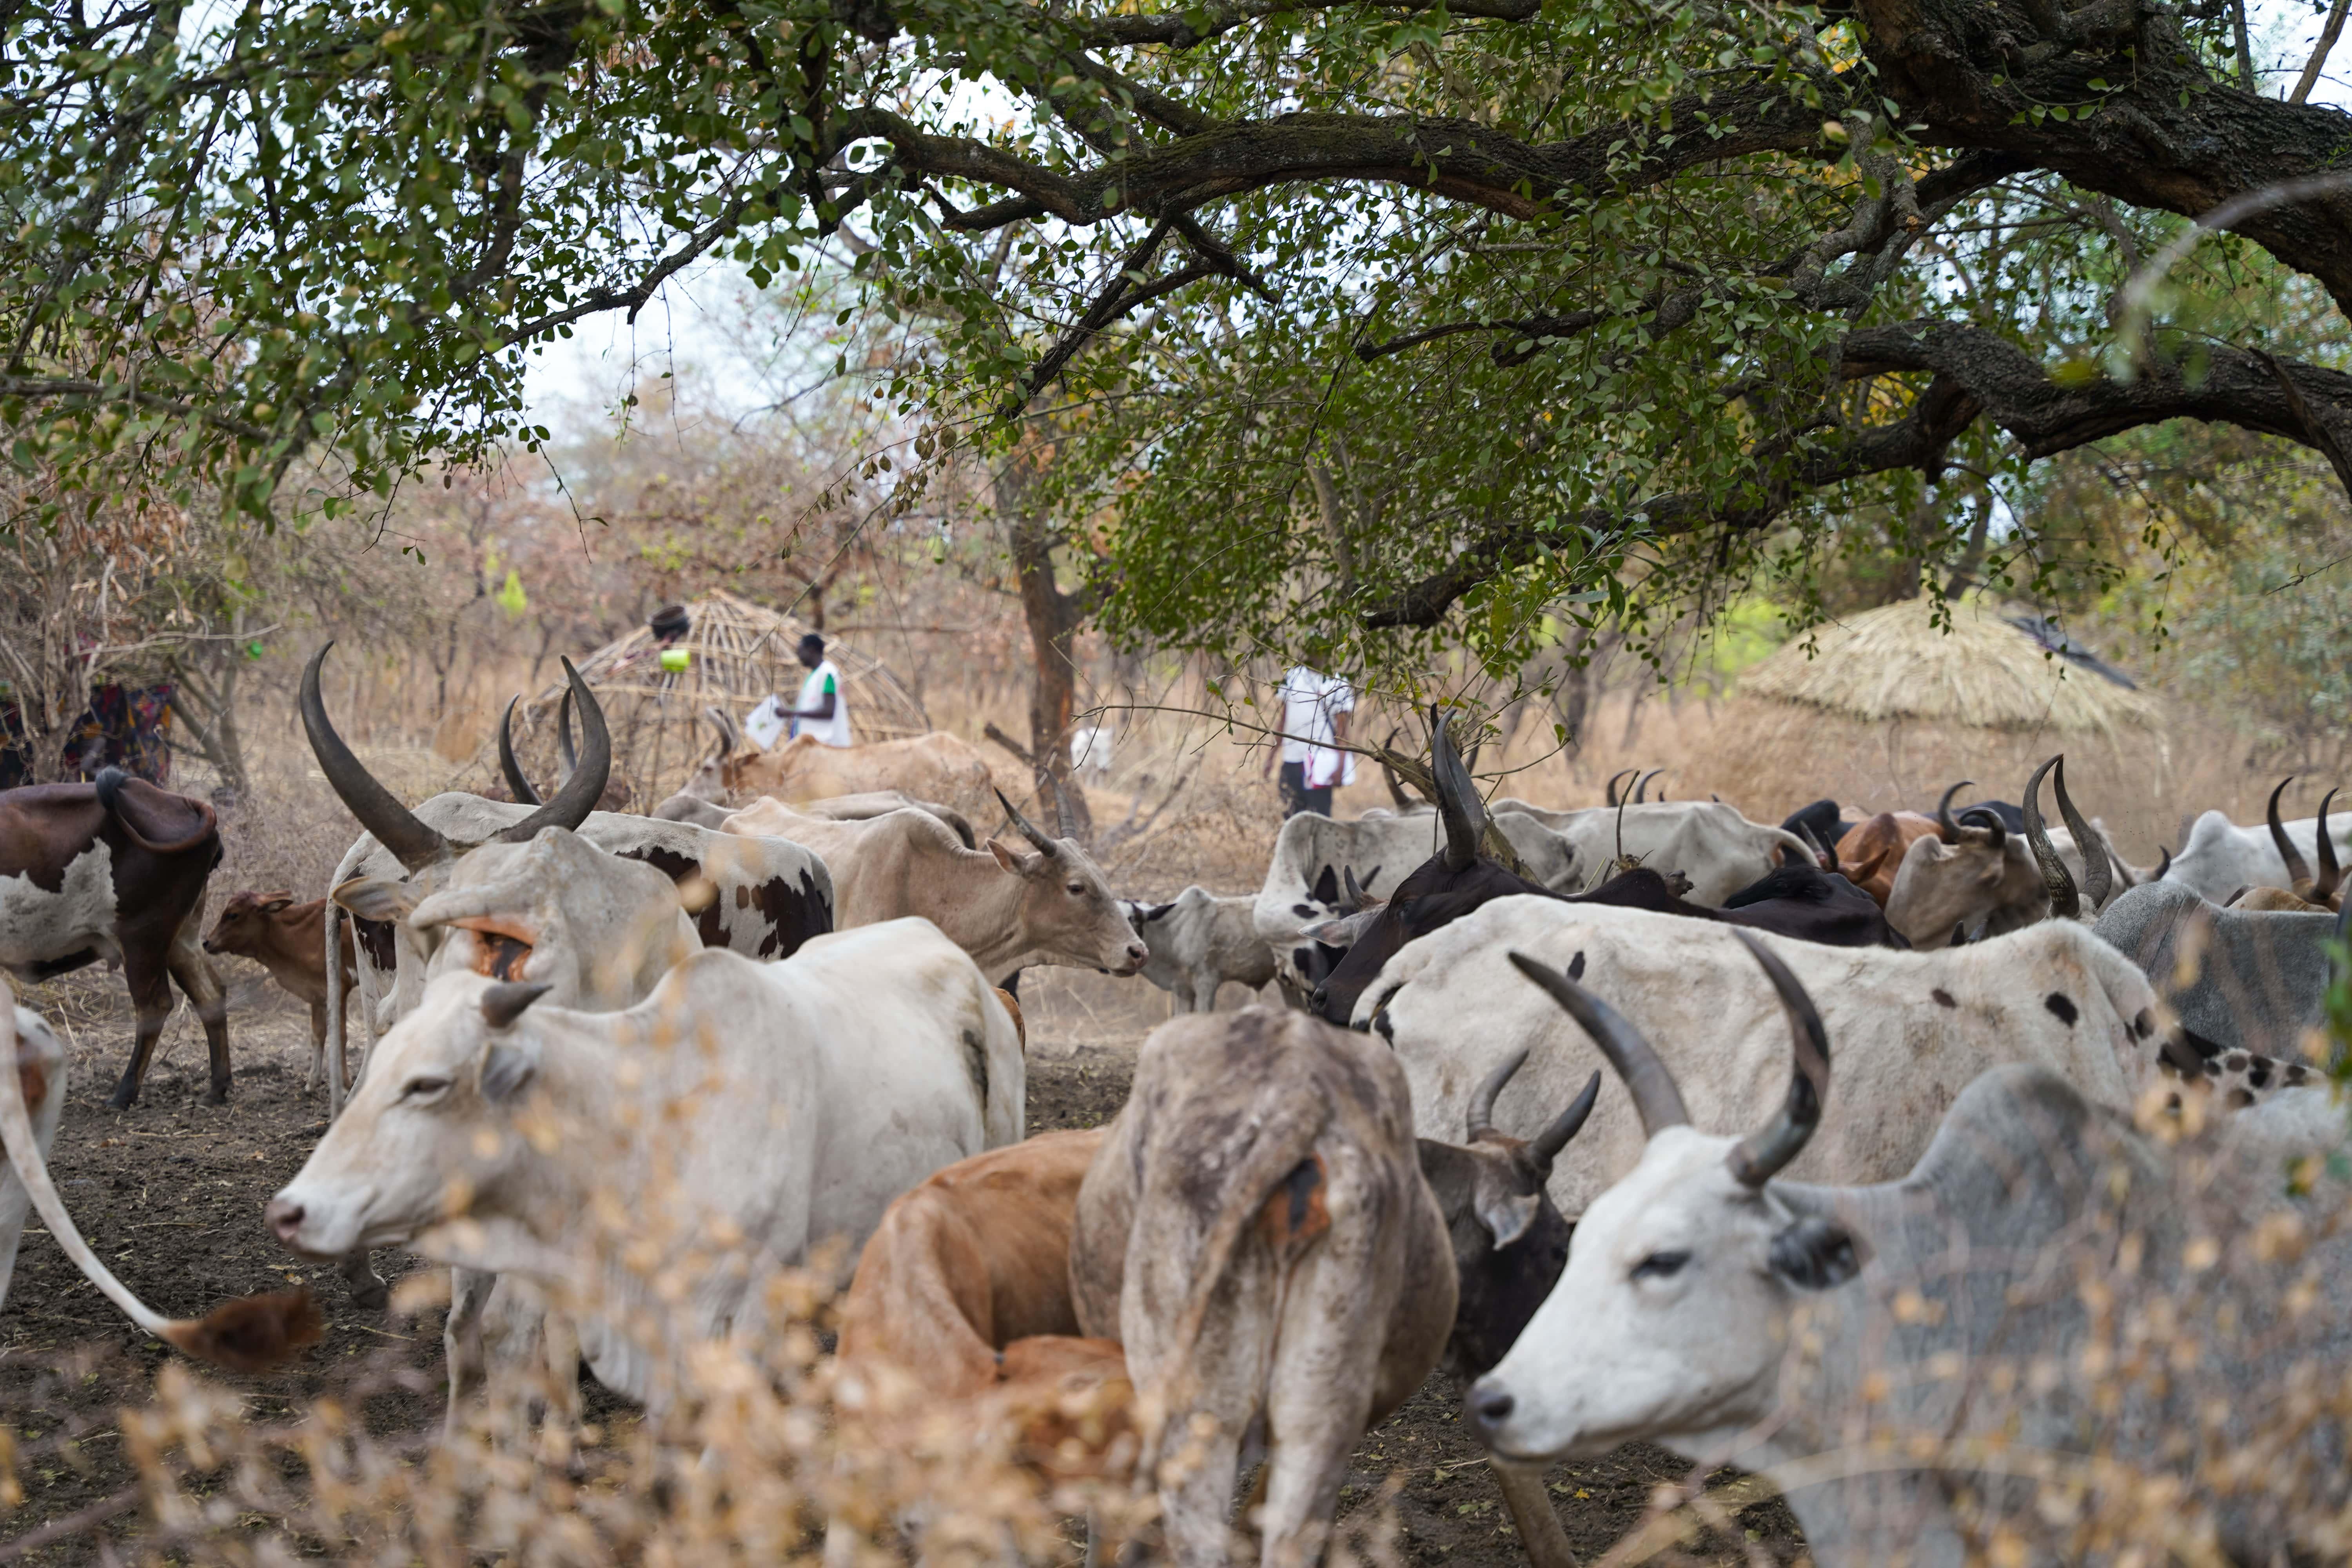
xmin=1 ymin=970 xmax=1803 ymax=1566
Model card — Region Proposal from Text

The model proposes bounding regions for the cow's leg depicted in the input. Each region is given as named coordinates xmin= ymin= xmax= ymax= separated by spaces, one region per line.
xmin=338 ymin=1250 xmax=390 ymax=1310
xmin=109 ymin=944 xmax=176 ymax=1109
xmin=306 ymin=999 xmax=329 ymax=1091
xmin=165 ymin=916 xmax=232 ymax=1104
xmin=445 ymin=1267 xmax=499 ymax=1428
xmin=1190 ymin=976 xmax=1221 ymax=1014
xmin=1252 ymin=1378 xmax=1359 ymax=1568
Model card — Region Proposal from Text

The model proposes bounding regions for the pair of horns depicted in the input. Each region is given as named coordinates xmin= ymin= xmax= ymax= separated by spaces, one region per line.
xmin=1465 ymin=1047 xmax=1602 ymax=1175
xmin=993 ymin=788 xmax=1063 ymax=859
xmin=1604 ymin=768 xmax=1666 ymax=808
xmin=2268 ymin=778 xmax=2342 ymax=905
xmin=1794 ymin=822 xmax=1837 ymax=872
xmin=1430 ymin=708 xmax=1488 ymax=871
xmin=1506 ymin=929 xmax=1828 ymax=1189
xmin=496 ymin=688 xmax=592 ymax=806
xmin=2022 ymin=755 xmax=2113 ymax=919
xmin=302 ymin=644 xmax=609 ymax=873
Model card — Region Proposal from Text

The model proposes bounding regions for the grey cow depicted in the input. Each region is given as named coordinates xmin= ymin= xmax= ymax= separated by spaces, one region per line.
xmin=2093 ymin=880 xmax=2344 ymax=1067
xmin=1124 ymin=887 xmax=1278 ymax=1011
xmin=1470 ymin=936 xmax=2352 ymax=1567
xmin=1071 ymin=1007 xmax=1455 ymax=1568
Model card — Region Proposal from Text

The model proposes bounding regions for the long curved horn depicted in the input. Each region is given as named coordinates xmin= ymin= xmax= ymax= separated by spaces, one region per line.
xmin=993 ymin=788 xmax=1061 ymax=859
xmin=702 ymin=706 xmax=737 ymax=762
xmin=1507 ymin=950 xmax=1690 ymax=1137
xmin=1724 ymin=930 xmax=1831 ymax=1188
xmin=494 ymin=658 xmax=608 ymax=844
xmin=2154 ymin=845 xmax=2172 ymax=880
xmin=1343 ymin=866 xmax=1368 ymax=913
xmin=1935 ymin=780 xmax=1973 ymax=844
xmin=1605 ymin=769 xmax=1635 ymax=809
xmin=1635 ymin=768 xmax=1663 ymax=804
xmin=1431 ymin=710 xmax=1487 ymax=871
xmin=1049 ymin=774 xmax=1080 ymax=840
xmin=1958 ymin=806 xmax=2007 ymax=854
xmin=556 ymin=689 xmax=579 ymax=777
xmin=301 ymin=644 xmax=450 ymax=873
xmin=497 ymin=697 xmax=543 ymax=806
xmin=2268 ymin=778 xmax=2314 ymax=892
xmin=1465 ymin=1046 xmax=1531 ymax=1140
xmin=2051 ymin=757 xmax=2112 ymax=910
xmin=2314 ymin=787 xmax=2340 ymax=904
xmin=2023 ymin=755 xmax=2078 ymax=920
xmin=1796 ymin=822 xmax=1834 ymax=872
xmin=1528 ymin=1070 xmax=1603 ymax=1172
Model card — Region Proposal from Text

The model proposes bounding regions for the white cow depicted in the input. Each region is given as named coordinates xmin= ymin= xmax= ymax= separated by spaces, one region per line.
xmin=1123 ymin=888 xmax=1278 ymax=1012
xmin=2163 ymin=785 xmax=2352 ymax=903
xmin=1467 ymin=938 xmax=2352 ymax=1567
xmin=1 ymin=997 xmax=67 ymax=1308
xmin=1542 ymin=801 xmax=1819 ymax=906
xmin=720 ymin=792 xmax=1146 ymax=981
xmin=1356 ymin=895 xmax=2228 ymax=1219
xmin=267 ymin=919 xmax=1024 ymax=1408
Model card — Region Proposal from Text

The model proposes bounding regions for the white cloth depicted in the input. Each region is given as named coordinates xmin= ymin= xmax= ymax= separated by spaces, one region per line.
xmin=791 ymin=657 xmax=852 ymax=748
xmin=744 ymin=695 xmax=789 ymax=750
xmin=1278 ymin=666 xmax=1354 ymax=787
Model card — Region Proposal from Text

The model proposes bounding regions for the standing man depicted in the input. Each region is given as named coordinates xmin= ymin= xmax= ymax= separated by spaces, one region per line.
xmin=1263 ymin=664 xmax=1353 ymax=817
xmin=786 ymin=632 xmax=853 ymax=747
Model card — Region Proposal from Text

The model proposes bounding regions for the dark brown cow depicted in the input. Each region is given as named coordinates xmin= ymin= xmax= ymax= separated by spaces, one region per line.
xmin=0 ymin=768 xmax=229 ymax=1107
xmin=202 ymin=892 xmax=366 ymax=1091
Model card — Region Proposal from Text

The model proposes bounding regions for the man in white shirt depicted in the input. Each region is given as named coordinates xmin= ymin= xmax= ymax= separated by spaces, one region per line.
xmin=780 ymin=632 xmax=853 ymax=748
xmin=1262 ymin=665 xmax=1353 ymax=817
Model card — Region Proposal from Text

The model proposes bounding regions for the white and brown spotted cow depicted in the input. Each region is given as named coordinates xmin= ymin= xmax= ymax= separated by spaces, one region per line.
xmin=0 ymin=768 xmax=229 ymax=1107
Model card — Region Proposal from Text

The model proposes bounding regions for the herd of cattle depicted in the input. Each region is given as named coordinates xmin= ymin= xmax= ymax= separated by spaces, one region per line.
xmin=1 ymin=657 xmax=2349 ymax=1565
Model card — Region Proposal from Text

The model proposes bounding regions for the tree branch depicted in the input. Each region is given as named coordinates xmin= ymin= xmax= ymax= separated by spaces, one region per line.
xmin=1361 ymin=323 xmax=2352 ymax=628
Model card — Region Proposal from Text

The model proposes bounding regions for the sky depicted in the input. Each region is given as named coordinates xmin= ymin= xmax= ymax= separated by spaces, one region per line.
xmin=519 ymin=0 xmax=2352 ymax=432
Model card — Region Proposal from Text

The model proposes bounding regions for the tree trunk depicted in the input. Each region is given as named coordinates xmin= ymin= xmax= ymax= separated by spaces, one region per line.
xmin=998 ymin=442 xmax=1095 ymax=841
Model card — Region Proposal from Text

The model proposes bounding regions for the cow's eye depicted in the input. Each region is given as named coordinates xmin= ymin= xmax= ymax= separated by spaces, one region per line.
xmin=1632 ymin=1250 xmax=1690 ymax=1281
xmin=1066 ymin=881 xmax=1087 ymax=896
xmin=401 ymin=1076 xmax=451 ymax=1102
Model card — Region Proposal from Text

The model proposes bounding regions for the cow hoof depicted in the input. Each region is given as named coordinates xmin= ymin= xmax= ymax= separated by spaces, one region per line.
xmin=349 ymin=1276 xmax=390 ymax=1310
xmin=106 ymin=1087 xmax=138 ymax=1111
xmin=204 ymin=1085 xmax=231 ymax=1107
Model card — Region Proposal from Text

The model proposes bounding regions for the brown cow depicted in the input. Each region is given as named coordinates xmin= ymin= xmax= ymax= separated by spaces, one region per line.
xmin=203 ymin=892 xmax=362 ymax=1091
xmin=1071 ymin=1007 xmax=1455 ymax=1568
xmin=0 ymin=768 xmax=230 ymax=1107
xmin=1833 ymin=809 xmax=1941 ymax=908
xmin=838 ymin=1054 xmax=1601 ymax=1566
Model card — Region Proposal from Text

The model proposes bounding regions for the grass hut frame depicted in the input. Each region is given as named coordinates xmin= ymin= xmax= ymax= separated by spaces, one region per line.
xmin=496 ymin=590 xmax=933 ymax=805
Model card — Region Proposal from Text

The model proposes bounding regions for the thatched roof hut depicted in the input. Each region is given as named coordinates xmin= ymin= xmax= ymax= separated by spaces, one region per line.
xmin=494 ymin=590 xmax=932 ymax=804
xmin=1739 ymin=597 xmax=2163 ymax=737
xmin=1697 ymin=595 xmax=2173 ymax=848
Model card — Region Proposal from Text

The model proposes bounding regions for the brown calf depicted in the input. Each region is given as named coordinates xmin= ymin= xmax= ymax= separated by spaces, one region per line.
xmin=203 ymin=892 xmax=359 ymax=1091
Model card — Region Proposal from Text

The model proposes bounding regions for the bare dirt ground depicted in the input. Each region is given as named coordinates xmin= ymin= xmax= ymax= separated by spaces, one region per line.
xmin=1 ymin=967 xmax=1803 ymax=1566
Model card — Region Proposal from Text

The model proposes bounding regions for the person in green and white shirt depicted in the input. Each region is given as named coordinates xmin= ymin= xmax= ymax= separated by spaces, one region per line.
xmin=786 ymin=633 xmax=853 ymax=747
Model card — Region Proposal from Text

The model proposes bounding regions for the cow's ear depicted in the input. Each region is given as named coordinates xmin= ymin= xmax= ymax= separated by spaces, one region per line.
xmin=1143 ymin=902 xmax=1177 ymax=922
xmin=333 ymin=875 xmax=418 ymax=924
xmin=987 ymin=839 xmax=1035 ymax=875
xmin=1475 ymin=1187 xmax=1541 ymax=1250
xmin=1768 ymin=1213 xmax=1865 ymax=1290
xmin=259 ymin=896 xmax=296 ymax=914
xmin=475 ymin=1037 xmax=541 ymax=1103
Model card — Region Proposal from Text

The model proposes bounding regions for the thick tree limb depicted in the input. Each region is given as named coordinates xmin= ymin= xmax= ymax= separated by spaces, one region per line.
xmin=1361 ymin=322 xmax=2352 ymax=628
xmin=1847 ymin=0 xmax=2352 ymax=309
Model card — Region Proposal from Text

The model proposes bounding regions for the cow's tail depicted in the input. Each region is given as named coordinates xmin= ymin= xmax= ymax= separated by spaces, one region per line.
xmin=93 ymin=767 xmax=218 ymax=856
xmin=1154 ymin=1094 xmax=1336 ymax=1382
xmin=0 ymin=983 xmax=321 ymax=1370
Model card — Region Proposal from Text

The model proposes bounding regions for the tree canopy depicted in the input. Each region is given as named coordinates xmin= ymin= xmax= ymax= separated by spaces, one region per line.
xmin=5 ymin=0 xmax=2350 ymax=681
